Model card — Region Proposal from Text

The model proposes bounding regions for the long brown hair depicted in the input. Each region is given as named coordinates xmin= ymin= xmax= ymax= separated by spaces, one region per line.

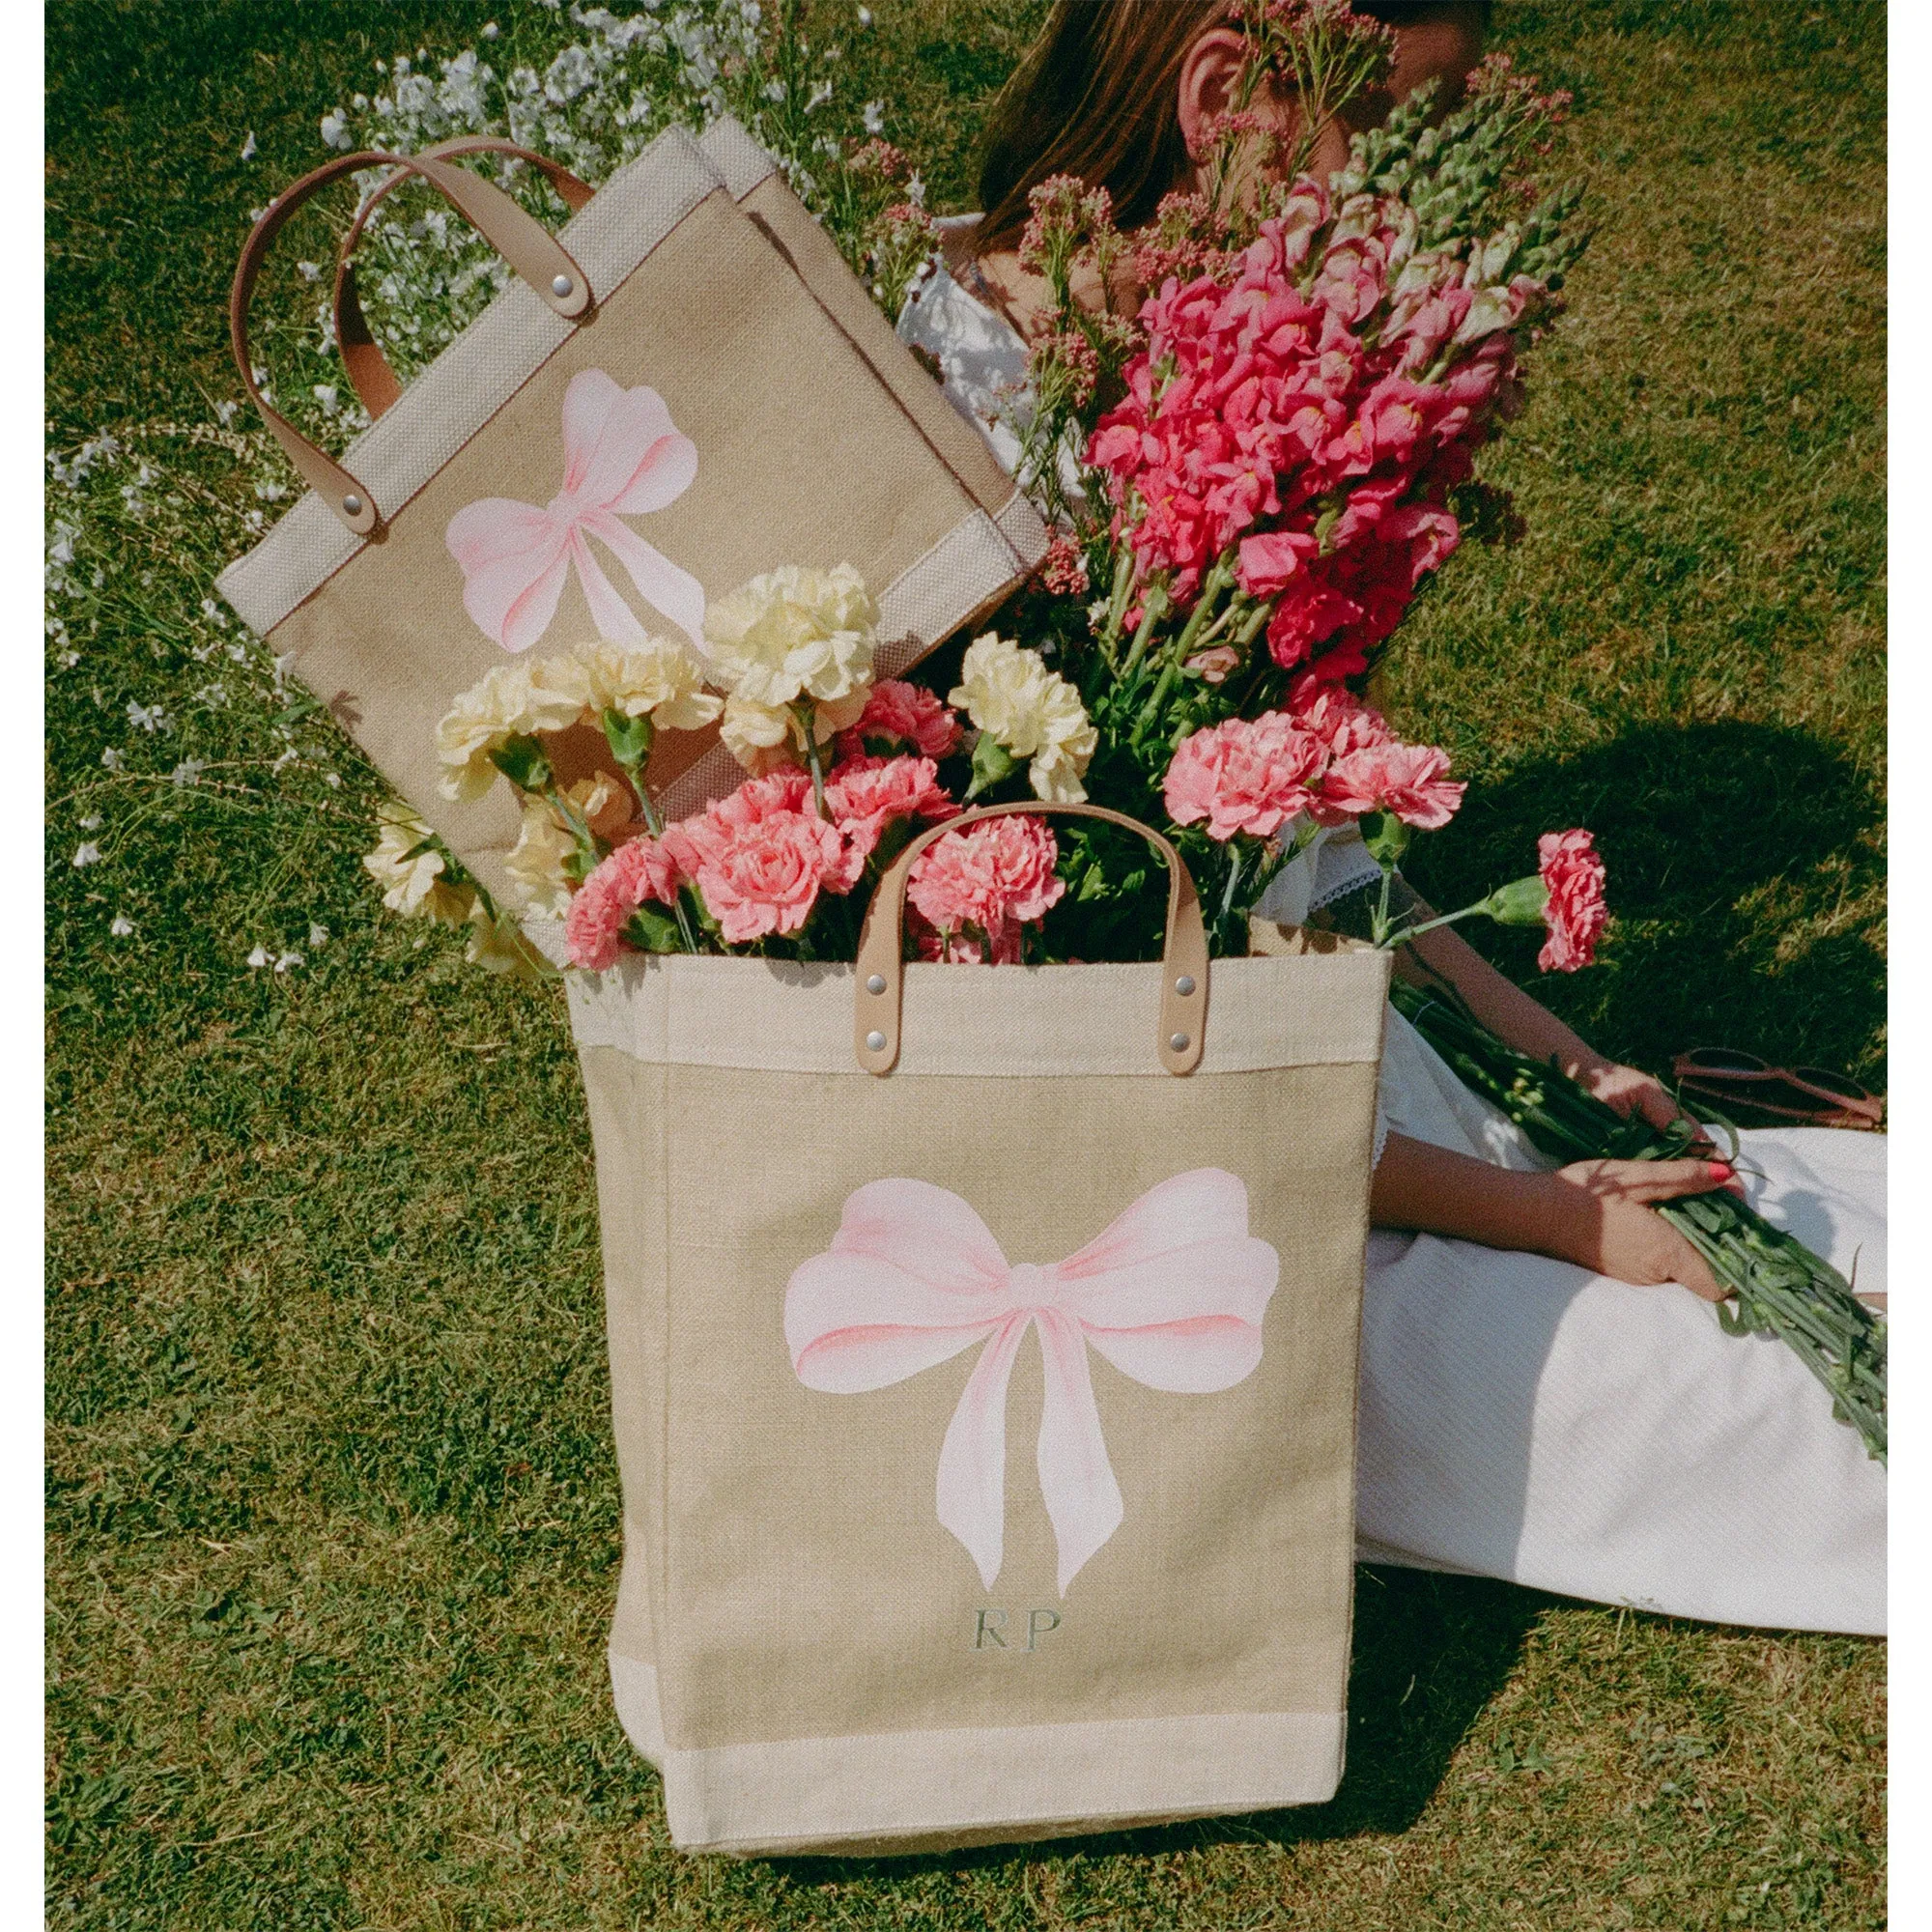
xmin=977 ymin=0 xmax=1228 ymax=258
xmin=974 ymin=0 xmax=1492 ymax=258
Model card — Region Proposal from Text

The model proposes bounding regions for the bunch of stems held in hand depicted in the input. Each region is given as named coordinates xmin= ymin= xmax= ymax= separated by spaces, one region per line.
xmin=1384 ymin=976 xmax=1887 ymax=1464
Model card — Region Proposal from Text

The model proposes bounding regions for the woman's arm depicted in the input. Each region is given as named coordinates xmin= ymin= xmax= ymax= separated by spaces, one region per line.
xmin=1370 ymin=1131 xmax=1734 ymax=1299
xmin=1387 ymin=879 xmax=1702 ymax=1139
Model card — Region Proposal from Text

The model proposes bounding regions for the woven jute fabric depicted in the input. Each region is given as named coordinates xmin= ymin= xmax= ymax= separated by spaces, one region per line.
xmin=576 ymin=944 xmax=1389 ymax=1854
xmin=215 ymin=126 xmax=1027 ymax=901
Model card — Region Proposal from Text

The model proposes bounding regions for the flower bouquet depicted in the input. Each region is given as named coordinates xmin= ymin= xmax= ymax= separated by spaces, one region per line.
xmin=359 ymin=0 xmax=1881 ymax=1456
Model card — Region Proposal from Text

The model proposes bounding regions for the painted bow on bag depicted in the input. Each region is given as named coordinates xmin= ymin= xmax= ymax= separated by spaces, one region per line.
xmin=445 ymin=367 xmax=707 ymax=654
xmin=785 ymin=1170 xmax=1280 ymax=1596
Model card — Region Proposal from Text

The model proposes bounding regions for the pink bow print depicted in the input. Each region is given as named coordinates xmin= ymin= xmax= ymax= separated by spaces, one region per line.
xmin=445 ymin=367 xmax=705 ymax=654
xmin=785 ymin=1170 xmax=1279 ymax=1596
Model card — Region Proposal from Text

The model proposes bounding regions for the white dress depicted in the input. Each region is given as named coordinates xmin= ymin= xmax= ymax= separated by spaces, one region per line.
xmin=900 ymin=247 xmax=1889 ymax=1634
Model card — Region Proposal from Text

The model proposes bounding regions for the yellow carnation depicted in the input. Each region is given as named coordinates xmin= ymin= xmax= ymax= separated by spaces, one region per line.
xmin=564 ymin=637 xmax=723 ymax=732
xmin=436 ymin=661 xmax=587 ymax=802
xmin=504 ymin=778 xmax=631 ymax=915
xmin=464 ymin=900 xmax=544 ymax=980
xmin=701 ymin=563 xmax=876 ymax=711
xmin=719 ymin=687 xmax=867 ymax=776
xmin=950 ymin=633 xmax=1097 ymax=803
xmin=361 ymin=799 xmax=472 ymax=924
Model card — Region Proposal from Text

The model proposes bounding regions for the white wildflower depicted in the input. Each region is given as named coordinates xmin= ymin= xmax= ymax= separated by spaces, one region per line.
xmin=862 ymin=99 xmax=884 ymax=133
xmin=213 ymin=399 xmax=239 ymax=425
xmin=320 ymin=108 xmax=352 ymax=151
xmin=100 ymin=748 xmax=124 ymax=772
xmin=109 ymin=915 xmax=134 ymax=938
xmin=482 ymin=21 xmax=499 ymax=40
xmin=71 ymin=843 xmax=101 ymax=868
xmin=907 ymin=172 xmax=926 ymax=208
xmin=296 ymin=260 xmax=322 ymax=283
xmin=246 ymin=945 xmax=271 ymax=969
xmin=274 ymin=951 xmax=304 ymax=973
xmin=806 ymin=79 xmax=833 ymax=113
xmin=858 ymin=6 xmax=873 ymax=24
xmin=308 ymin=923 xmax=330 ymax=949
xmin=127 ymin=700 xmax=165 ymax=733
xmin=240 ymin=130 xmax=258 ymax=161
xmin=951 ymin=634 xmax=1098 ymax=803
xmin=79 ymin=814 xmax=102 ymax=832
xmin=170 ymin=759 xmax=206 ymax=786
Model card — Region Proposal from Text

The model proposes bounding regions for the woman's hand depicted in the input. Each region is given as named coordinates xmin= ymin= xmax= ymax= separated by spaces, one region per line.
xmin=1540 ymin=1157 xmax=1740 ymax=1301
xmin=1574 ymin=1056 xmax=1708 ymax=1143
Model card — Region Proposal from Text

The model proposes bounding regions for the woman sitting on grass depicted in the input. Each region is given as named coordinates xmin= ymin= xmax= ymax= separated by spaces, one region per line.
xmin=900 ymin=0 xmax=1887 ymax=1635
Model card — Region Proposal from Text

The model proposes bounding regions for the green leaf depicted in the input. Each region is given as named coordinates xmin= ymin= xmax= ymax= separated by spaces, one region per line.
xmin=621 ymin=905 xmax=683 ymax=953
xmin=962 ymin=732 xmax=1018 ymax=800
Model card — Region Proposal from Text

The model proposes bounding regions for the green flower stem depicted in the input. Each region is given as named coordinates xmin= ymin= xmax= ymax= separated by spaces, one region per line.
xmin=1098 ymin=546 xmax=1138 ymax=670
xmin=1387 ymin=978 xmax=1886 ymax=1463
xmin=1114 ymin=583 xmax=1172 ymax=690
xmin=796 ymin=705 xmax=831 ymax=822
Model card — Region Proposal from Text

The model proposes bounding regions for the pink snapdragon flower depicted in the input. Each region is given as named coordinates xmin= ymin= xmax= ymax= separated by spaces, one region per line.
xmin=1163 ymin=712 xmax=1325 ymax=840
xmin=835 ymin=679 xmax=963 ymax=762
xmin=1536 ymin=828 xmax=1608 ymax=972
xmin=565 ymin=835 xmax=683 ymax=971
xmin=1320 ymin=740 xmax=1465 ymax=830
xmin=908 ymin=815 xmax=1065 ymax=962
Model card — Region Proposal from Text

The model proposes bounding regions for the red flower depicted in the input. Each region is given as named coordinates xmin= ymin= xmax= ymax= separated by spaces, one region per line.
xmin=1536 ymin=829 xmax=1608 ymax=972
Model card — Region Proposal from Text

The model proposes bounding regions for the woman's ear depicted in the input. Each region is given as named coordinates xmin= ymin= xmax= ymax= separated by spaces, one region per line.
xmin=1176 ymin=26 xmax=1253 ymax=160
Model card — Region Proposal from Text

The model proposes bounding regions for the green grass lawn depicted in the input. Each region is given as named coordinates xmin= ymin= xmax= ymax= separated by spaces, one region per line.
xmin=46 ymin=2 xmax=1884 ymax=1926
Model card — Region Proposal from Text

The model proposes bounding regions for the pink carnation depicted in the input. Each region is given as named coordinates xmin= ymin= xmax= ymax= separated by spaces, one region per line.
xmin=1163 ymin=712 xmax=1325 ymax=840
xmin=1321 ymin=740 xmax=1465 ymax=830
xmin=835 ymin=679 xmax=963 ymax=762
xmin=565 ymin=835 xmax=683 ymax=972
xmin=907 ymin=815 xmax=1065 ymax=962
xmin=824 ymin=754 xmax=955 ymax=867
xmin=662 ymin=771 xmax=850 ymax=945
xmin=1537 ymin=828 xmax=1608 ymax=973
xmin=1289 ymin=681 xmax=1391 ymax=762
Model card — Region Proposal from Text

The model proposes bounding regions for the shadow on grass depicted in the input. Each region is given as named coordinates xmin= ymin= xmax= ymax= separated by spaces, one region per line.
xmin=771 ymin=1568 xmax=1548 ymax=1885
xmin=1398 ymin=719 xmax=1886 ymax=1082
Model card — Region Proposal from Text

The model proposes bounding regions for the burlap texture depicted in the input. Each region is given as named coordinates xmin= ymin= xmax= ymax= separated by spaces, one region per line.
xmin=218 ymin=136 xmax=1024 ymax=900
xmin=575 ymin=944 xmax=1389 ymax=1852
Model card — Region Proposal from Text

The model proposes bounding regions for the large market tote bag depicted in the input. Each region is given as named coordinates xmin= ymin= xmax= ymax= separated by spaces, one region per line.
xmin=215 ymin=128 xmax=1032 ymax=897
xmin=568 ymin=804 xmax=1389 ymax=1855
xmin=695 ymin=117 xmax=1050 ymax=570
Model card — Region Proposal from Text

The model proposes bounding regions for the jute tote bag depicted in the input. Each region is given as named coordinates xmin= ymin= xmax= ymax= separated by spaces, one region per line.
xmin=215 ymin=128 xmax=1032 ymax=898
xmin=694 ymin=117 xmax=1050 ymax=571
xmin=566 ymin=804 xmax=1390 ymax=1855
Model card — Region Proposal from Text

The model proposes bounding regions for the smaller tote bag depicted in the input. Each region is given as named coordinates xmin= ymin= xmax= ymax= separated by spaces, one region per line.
xmin=567 ymin=804 xmax=1391 ymax=1856
xmin=214 ymin=129 xmax=1032 ymax=898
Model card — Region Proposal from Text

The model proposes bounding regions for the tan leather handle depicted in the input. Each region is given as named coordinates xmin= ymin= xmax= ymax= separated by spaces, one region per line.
xmin=230 ymin=148 xmax=594 ymax=535
xmin=331 ymin=138 xmax=596 ymax=422
xmin=853 ymin=802 xmax=1209 ymax=1077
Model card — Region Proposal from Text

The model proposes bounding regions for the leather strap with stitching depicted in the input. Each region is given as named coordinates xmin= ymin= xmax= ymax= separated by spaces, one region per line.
xmin=230 ymin=147 xmax=594 ymax=535
xmin=852 ymin=803 xmax=1209 ymax=1078
xmin=330 ymin=137 xmax=596 ymax=421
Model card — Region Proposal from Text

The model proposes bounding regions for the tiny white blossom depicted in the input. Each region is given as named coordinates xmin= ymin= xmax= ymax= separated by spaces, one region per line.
xmin=109 ymin=915 xmax=134 ymax=938
xmin=907 ymin=172 xmax=926 ymax=208
xmin=60 ymin=651 xmax=79 ymax=669
xmin=127 ymin=700 xmax=165 ymax=733
xmin=858 ymin=6 xmax=873 ymax=24
xmin=71 ymin=842 xmax=102 ymax=868
xmin=271 ymin=748 xmax=299 ymax=772
xmin=805 ymin=79 xmax=833 ymax=112
xmin=78 ymin=814 xmax=102 ymax=831
xmin=296 ymin=260 xmax=322 ymax=282
xmin=198 ymin=597 xmax=229 ymax=629
xmin=482 ymin=21 xmax=499 ymax=40
xmin=308 ymin=923 xmax=330 ymax=949
xmin=862 ymin=99 xmax=884 ymax=133
xmin=352 ymin=94 xmax=369 ymax=110
xmin=274 ymin=951 xmax=304 ymax=974
xmin=196 ymin=683 xmax=229 ymax=707
xmin=170 ymin=759 xmax=206 ymax=787
xmin=320 ymin=109 xmax=352 ymax=151
xmin=255 ymin=480 xmax=286 ymax=501
xmin=240 ymin=130 xmax=258 ymax=160
xmin=246 ymin=945 xmax=271 ymax=969
xmin=213 ymin=399 xmax=239 ymax=425
xmin=324 ymin=772 xmax=342 ymax=788
xmin=100 ymin=748 xmax=124 ymax=772
xmin=313 ymin=384 xmax=339 ymax=412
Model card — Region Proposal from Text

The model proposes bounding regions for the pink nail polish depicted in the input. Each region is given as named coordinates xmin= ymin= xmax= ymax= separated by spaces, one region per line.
xmin=1707 ymin=1161 xmax=1734 ymax=1181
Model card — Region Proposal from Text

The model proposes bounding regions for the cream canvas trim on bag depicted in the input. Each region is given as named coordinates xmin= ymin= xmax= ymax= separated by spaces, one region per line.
xmin=561 ymin=948 xmax=1389 ymax=1077
xmin=218 ymin=125 xmax=724 ymax=637
xmin=659 ymin=1708 xmax=1348 ymax=1857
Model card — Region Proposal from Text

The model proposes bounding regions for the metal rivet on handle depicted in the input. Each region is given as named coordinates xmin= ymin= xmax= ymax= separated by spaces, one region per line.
xmin=866 ymin=974 xmax=886 ymax=996
xmin=341 ymin=494 xmax=363 ymax=517
xmin=552 ymin=273 xmax=575 ymax=298
xmin=866 ymin=1031 xmax=887 ymax=1053
xmin=1175 ymin=975 xmax=1196 ymax=997
xmin=1169 ymin=1033 xmax=1190 ymax=1053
